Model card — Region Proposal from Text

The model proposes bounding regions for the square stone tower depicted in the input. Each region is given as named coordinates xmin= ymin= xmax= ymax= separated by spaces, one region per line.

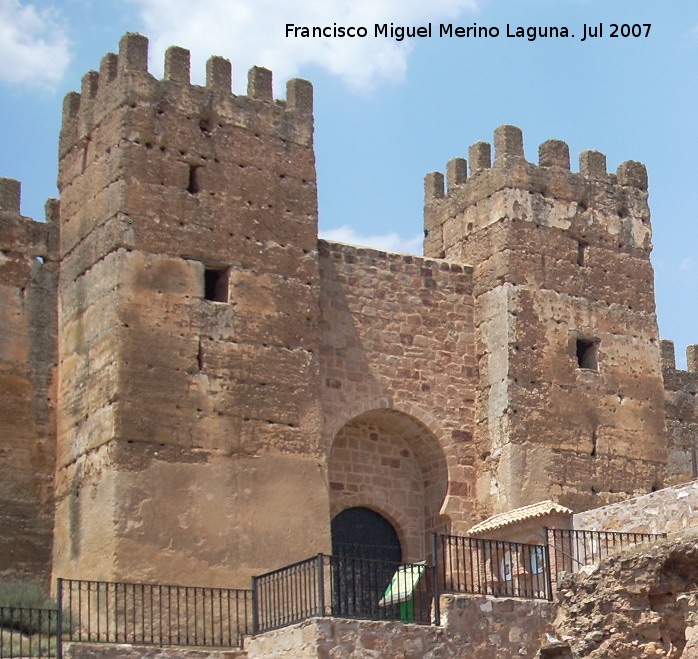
xmin=54 ymin=34 xmax=330 ymax=585
xmin=424 ymin=126 xmax=667 ymax=515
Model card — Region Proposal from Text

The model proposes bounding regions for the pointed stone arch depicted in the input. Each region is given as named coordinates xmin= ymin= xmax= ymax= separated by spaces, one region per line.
xmin=327 ymin=403 xmax=450 ymax=561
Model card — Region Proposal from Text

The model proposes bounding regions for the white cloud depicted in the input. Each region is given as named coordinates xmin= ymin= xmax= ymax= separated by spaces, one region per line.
xmin=320 ymin=224 xmax=422 ymax=254
xmin=680 ymin=257 xmax=695 ymax=272
xmin=134 ymin=0 xmax=479 ymax=92
xmin=0 ymin=0 xmax=70 ymax=88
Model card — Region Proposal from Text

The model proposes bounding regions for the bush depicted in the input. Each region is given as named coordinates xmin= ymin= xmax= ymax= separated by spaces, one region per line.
xmin=0 ymin=582 xmax=58 ymax=635
xmin=0 ymin=581 xmax=54 ymax=609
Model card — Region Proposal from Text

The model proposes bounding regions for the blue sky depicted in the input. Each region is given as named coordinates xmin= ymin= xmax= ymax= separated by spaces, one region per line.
xmin=0 ymin=0 xmax=696 ymax=366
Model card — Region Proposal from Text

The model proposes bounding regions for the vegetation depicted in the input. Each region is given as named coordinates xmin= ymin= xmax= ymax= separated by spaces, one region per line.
xmin=0 ymin=581 xmax=55 ymax=610
xmin=1 ymin=629 xmax=56 ymax=656
xmin=0 ymin=582 xmax=58 ymax=636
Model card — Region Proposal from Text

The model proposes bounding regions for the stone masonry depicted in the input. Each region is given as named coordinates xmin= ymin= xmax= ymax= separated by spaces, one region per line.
xmin=0 ymin=32 xmax=697 ymax=601
xmin=424 ymin=130 xmax=668 ymax=515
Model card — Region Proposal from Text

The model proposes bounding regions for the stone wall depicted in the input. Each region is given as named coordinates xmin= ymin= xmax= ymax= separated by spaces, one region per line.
xmin=319 ymin=241 xmax=479 ymax=539
xmin=548 ymin=532 xmax=698 ymax=657
xmin=64 ymin=644 xmax=247 ymax=659
xmin=244 ymin=594 xmax=555 ymax=658
xmin=573 ymin=479 xmax=698 ymax=536
xmin=661 ymin=340 xmax=698 ymax=487
xmin=0 ymin=179 xmax=57 ymax=583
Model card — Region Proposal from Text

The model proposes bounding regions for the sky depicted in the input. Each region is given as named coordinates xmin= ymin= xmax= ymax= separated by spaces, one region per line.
xmin=0 ymin=0 xmax=696 ymax=366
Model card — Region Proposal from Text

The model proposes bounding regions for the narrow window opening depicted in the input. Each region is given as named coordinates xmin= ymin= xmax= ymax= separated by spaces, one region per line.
xmin=204 ymin=267 xmax=229 ymax=302
xmin=576 ymin=338 xmax=599 ymax=370
xmin=197 ymin=340 xmax=204 ymax=371
xmin=590 ymin=427 xmax=598 ymax=457
xmin=577 ymin=241 xmax=588 ymax=266
xmin=188 ymin=165 xmax=201 ymax=194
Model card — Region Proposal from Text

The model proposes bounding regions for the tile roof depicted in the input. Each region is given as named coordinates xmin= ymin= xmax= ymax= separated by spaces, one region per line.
xmin=467 ymin=500 xmax=573 ymax=535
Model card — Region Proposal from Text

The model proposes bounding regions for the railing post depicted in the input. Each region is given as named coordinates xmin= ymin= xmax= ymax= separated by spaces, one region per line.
xmin=431 ymin=533 xmax=441 ymax=626
xmin=250 ymin=576 xmax=259 ymax=635
xmin=316 ymin=554 xmax=326 ymax=617
xmin=543 ymin=529 xmax=554 ymax=601
xmin=56 ymin=578 xmax=64 ymax=659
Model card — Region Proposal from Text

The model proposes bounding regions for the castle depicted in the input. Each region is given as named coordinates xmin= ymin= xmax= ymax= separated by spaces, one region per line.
xmin=1 ymin=33 xmax=697 ymax=594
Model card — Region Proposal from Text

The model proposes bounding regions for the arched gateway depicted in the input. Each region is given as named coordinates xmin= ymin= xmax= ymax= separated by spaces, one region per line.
xmin=328 ymin=408 xmax=449 ymax=562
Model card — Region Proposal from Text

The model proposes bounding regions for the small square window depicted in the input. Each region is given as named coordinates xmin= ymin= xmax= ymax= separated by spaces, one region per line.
xmin=204 ymin=267 xmax=229 ymax=302
xmin=576 ymin=338 xmax=599 ymax=370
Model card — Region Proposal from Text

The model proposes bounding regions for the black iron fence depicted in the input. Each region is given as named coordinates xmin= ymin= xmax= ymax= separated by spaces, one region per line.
xmin=0 ymin=528 xmax=668 ymax=657
xmin=0 ymin=607 xmax=59 ymax=658
xmin=545 ymin=528 xmax=667 ymax=576
xmin=434 ymin=534 xmax=552 ymax=600
xmin=252 ymin=554 xmax=435 ymax=634
xmin=58 ymin=578 xmax=253 ymax=649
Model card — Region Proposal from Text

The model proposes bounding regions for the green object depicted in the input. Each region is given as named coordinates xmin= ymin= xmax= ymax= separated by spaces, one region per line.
xmin=379 ymin=562 xmax=426 ymax=622
xmin=399 ymin=598 xmax=415 ymax=622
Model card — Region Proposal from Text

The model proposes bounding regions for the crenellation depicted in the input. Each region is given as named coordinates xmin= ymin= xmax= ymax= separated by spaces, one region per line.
xmin=579 ymin=149 xmax=607 ymax=180
xmin=424 ymin=171 xmax=445 ymax=200
xmin=0 ymin=177 xmax=21 ymax=213
xmin=164 ymin=46 xmax=191 ymax=83
xmin=538 ymin=139 xmax=570 ymax=170
xmin=117 ymin=32 xmax=149 ymax=75
xmin=59 ymin=92 xmax=81 ymax=152
xmin=688 ymin=344 xmax=698 ymax=372
xmin=286 ymin=78 xmax=313 ymax=114
xmin=493 ymin=124 xmax=525 ymax=163
xmin=99 ymin=53 xmax=118 ymax=83
xmin=617 ymin=160 xmax=648 ymax=190
xmin=446 ymin=157 xmax=467 ymax=192
xmin=469 ymin=140 xmax=491 ymax=172
xmin=660 ymin=339 xmax=676 ymax=370
xmin=81 ymin=71 xmax=99 ymax=100
xmin=424 ymin=128 xmax=653 ymax=267
xmin=206 ymin=56 xmax=232 ymax=92
xmin=248 ymin=66 xmax=273 ymax=102
xmin=60 ymin=35 xmax=314 ymax=166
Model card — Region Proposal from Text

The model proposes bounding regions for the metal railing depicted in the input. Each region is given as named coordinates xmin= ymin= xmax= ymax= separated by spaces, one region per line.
xmin=545 ymin=528 xmax=667 ymax=576
xmin=58 ymin=578 xmax=253 ymax=649
xmin=0 ymin=606 xmax=60 ymax=658
xmin=0 ymin=528 xmax=668 ymax=657
xmin=252 ymin=554 xmax=435 ymax=634
xmin=434 ymin=534 xmax=552 ymax=600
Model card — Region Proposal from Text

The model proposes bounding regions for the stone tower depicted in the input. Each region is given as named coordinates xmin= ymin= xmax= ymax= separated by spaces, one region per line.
xmin=53 ymin=34 xmax=329 ymax=585
xmin=424 ymin=126 xmax=667 ymax=515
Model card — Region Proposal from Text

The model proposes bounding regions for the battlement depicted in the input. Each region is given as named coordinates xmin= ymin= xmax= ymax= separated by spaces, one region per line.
xmin=0 ymin=178 xmax=57 ymax=259
xmin=0 ymin=178 xmax=21 ymax=214
xmin=425 ymin=125 xmax=647 ymax=202
xmin=60 ymin=33 xmax=314 ymax=156
xmin=424 ymin=125 xmax=652 ymax=259
xmin=660 ymin=340 xmax=698 ymax=373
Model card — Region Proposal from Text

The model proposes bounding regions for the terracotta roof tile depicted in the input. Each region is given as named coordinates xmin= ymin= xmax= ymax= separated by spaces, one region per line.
xmin=468 ymin=500 xmax=573 ymax=535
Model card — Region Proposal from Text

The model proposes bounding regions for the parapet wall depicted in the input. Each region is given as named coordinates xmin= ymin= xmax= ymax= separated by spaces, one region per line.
xmin=59 ymin=32 xmax=315 ymax=275
xmin=424 ymin=124 xmax=651 ymax=268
